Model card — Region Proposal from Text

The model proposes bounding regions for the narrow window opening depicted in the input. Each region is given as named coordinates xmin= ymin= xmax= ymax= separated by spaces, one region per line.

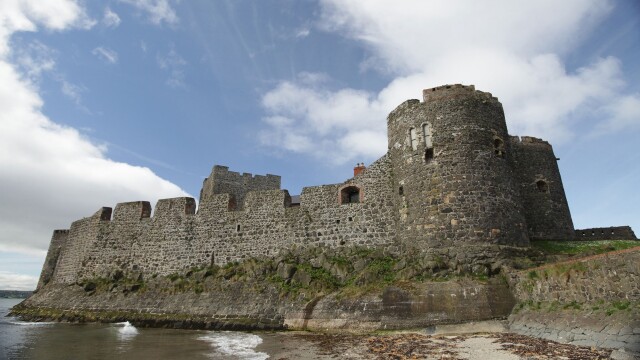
xmin=494 ymin=138 xmax=505 ymax=158
xmin=422 ymin=123 xmax=433 ymax=148
xmin=348 ymin=217 xmax=353 ymax=222
xmin=423 ymin=123 xmax=434 ymax=162
xmin=536 ymin=180 xmax=549 ymax=193
xmin=425 ymin=148 xmax=434 ymax=162
xmin=236 ymin=224 xmax=241 ymax=232
xmin=398 ymin=186 xmax=404 ymax=196
xmin=336 ymin=219 xmax=340 ymax=224
xmin=409 ymin=127 xmax=418 ymax=151
xmin=340 ymin=186 xmax=361 ymax=204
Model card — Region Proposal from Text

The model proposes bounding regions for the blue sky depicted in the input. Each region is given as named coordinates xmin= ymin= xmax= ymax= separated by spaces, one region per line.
xmin=0 ymin=0 xmax=638 ymax=290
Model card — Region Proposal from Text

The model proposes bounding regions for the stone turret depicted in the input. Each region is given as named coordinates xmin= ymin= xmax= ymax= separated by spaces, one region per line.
xmin=510 ymin=136 xmax=575 ymax=240
xmin=387 ymin=84 xmax=529 ymax=248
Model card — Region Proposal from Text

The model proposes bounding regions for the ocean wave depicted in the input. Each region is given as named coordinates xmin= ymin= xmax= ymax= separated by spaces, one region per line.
xmin=198 ymin=331 xmax=268 ymax=360
xmin=115 ymin=321 xmax=139 ymax=340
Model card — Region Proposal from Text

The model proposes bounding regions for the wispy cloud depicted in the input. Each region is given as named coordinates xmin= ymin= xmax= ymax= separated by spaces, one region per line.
xmin=157 ymin=46 xmax=187 ymax=88
xmin=103 ymin=7 xmax=121 ymax=28
xmin=92 ymin=46 xmax=118 ymax=64
xmin=12 ymin=40 xmax=56 ymax=82
xmin=120 ymin=0 xmax=179 ymax=26
xmin=260 ymin=1 xmax=639 ymax=164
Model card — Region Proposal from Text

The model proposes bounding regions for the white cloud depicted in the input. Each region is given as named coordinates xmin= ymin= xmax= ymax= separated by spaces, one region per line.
xmin=92 ymin=46 xmax=118 ymax=64
xmin=157 ymin=46 xmax=187 ymax=88
xmin=0 ymin=0 xmax=188 ymax=265
xmin=120 ymin=0 xmax=178 ymax=26
xmin=260 ymin=73 xmax=386 ymax=163
xmin=59 ymin=77 xmax=87 ymax=108
xmin=0 ymin=271 xmax=38 ymax=291
xmin=12 ymin=40 xmax=56 ymax=82
xmin=103 ymin=7 xmax=121 ymax=28
xmin=260 ymin=0 xmax=638 ymax=163
xmin=295 ymin=27 xmax=310 ymax=39
xmin=0 ymin=0 xmax=95 ymax=56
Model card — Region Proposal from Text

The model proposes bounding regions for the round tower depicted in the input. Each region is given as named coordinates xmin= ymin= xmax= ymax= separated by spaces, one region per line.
xmin=387 ymin=84 xmax=529 ymax=248
xmin=510 ymin=136 xmax=575 ymax=240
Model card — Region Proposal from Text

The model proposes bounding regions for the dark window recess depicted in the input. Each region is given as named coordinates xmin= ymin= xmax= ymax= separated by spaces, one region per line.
xmin=425 ymin=148 xmax=434 ymax=162
xmin=348 ymin=217 xmax=353 ymax=222
xmin=236 ymin=224 xmax=241 ymax=232
xmin=336 ymin=219 xmax=341 ymax=224
xmin=341 ymin=186 xmax=361 ymax=204
xmin=536 ymin=180 xmax=549 ymax=193
xmin=494 ymin=138 xmax=505 ymax=158
xmin=398 ymin=186 xmax=404 ymax=196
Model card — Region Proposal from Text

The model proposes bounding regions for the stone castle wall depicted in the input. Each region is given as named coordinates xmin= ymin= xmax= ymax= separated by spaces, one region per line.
xmin=36 ymin=230 xmax=69 ymax=289
xmin=42 ymin=84 xmax=615 ymax=287
xmin=50 ymin=156 xmax=397 ymax=284
xmin=575 ymin=226 xmax=637 ymax=240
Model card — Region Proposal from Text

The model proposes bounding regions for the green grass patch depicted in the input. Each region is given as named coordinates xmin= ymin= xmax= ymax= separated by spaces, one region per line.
xmin=532 ymin=240 xmax=639 ymax=256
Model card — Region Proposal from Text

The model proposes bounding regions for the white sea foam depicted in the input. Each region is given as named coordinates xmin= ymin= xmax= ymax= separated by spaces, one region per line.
xmin=8 ymin=321 xmax=55 ymax=326
xmin=115 ymin=321 xmax=139 ymax=340
xmin=198 ymin=331 xmax=269 ymax=360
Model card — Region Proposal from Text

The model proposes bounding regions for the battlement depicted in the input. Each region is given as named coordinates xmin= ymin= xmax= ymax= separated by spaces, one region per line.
xmin=211 ymin=165 xmax=280 ymax=183
xmin=510 ymin=136 xmax=553 ymax=149
xmin=112 ymin=201 xmax=151 ymax=222
xmin=200 ymin=165 xmax=281 ymax=210
xmin=53 ymin=229 xmax=70 ymax=234
xmin=575 ymin=226 xmax=637 ymax=240
xmin=154 ymin=197 xmax=196 ymax=219
xmin=422 ymin=84 xmax=499 ymax=104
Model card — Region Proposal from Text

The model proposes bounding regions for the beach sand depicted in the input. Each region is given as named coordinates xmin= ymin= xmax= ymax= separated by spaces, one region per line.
xmin=256 ymin=331 xmax=614 ymax=360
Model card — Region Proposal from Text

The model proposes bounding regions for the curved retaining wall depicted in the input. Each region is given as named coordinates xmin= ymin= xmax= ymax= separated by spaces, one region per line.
xmin=507 ymin=247 xmax=640 ymax=354
xmin=15 ymin=279 xmax=514 ymax=332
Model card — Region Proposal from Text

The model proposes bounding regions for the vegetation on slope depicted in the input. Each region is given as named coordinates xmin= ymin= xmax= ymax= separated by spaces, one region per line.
xmin=532 ymin=239 xmax=638 ymax=256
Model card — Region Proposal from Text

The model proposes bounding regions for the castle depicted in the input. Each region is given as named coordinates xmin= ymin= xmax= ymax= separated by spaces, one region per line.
xmin=36 ymin=84 xmax=632 ymax=289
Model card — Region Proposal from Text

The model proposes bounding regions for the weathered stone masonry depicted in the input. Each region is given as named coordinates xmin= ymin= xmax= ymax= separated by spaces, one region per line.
xmin=39 ymin=84 xmax=634 ymax=289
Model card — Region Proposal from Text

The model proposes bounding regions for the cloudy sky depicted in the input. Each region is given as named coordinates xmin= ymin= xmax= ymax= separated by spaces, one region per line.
xmin=1 ymin=0 xmax=638 ymax=290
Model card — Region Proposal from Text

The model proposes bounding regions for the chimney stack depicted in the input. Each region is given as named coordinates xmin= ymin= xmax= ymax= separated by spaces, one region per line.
xmin=353 ymin=163 xmax=366 ymax=176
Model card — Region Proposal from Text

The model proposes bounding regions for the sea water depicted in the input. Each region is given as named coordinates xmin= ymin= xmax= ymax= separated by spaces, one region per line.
xmin=0 ymin=299 xmax=269 ymax=360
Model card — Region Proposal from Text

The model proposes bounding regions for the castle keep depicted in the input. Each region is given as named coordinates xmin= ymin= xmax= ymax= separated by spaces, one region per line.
xmin=39 ymin=84 xmax=580 ymax=288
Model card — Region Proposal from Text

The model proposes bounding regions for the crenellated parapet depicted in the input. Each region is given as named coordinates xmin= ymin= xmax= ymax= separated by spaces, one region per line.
xmin=510 ymin=135 xmax=553 ymax=150
xmin=422 ymin=84 xmax=500 ymax=105
xmin=199 ymin=165 xmax=281 ymax=209
xmin=112 ymin=201 xmax=151 ymax=222
xmin=575 ymin=226 xmax=637 ymax=240
xmin=154 ymin=197 xmax=196 ymax=220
